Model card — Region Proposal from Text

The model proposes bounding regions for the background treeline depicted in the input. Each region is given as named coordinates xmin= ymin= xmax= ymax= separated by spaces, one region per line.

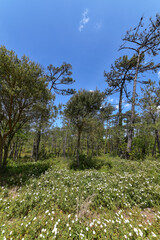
xmin=0 ymin=14 xmax=160 ymax=169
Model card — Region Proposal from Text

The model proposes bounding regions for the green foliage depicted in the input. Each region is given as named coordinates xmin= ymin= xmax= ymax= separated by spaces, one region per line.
xmin=0 ymin=46 xmax=51 ymax=168
xmin=47 ymin=62 xmax=75 ymax=95
xmin=38 ymin=144 xmax=47 ymax=160
xmin=129 ymin=136 xmax=151 ymax=160
xmin=0 ymin=46 xmax=50 ymax=121
xmin=64 ymin=89 xmax=105 ymax=167
xmin=105 ymin=54 xmax=139 ymax=98
xmin=69 ymin=154 xmax=107 ymax=170
xmin=0 ymin=161 xmax=51 ymax=186
xmin=64 ymin=89 xmax=105 ymax=127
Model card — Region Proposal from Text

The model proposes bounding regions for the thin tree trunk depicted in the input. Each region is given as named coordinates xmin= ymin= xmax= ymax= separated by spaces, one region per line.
xmin=32 ymin=130 xmax=41 ymax=161
xmin=9 ymin=143 xmax=15 ymax=158
xmin=77 ymin=129 xmax=81 ymax=168
xmin=119 ymin=81 xmax=125 ymax=127
xmin=155 ymin=129 xmax=160 ymax=154
xmin=14 ymin=142 xmax=18 ymax=161
xmin=55 ymin=142 xmax=57 ymax=156
xmin=91 ymin=143 xmax=94 ymax=156
xmin=51 ymin=136 xmax=54 ymax=153
xmin=96 ymin=145 xmax=99 ymax=156
xmin=127 ymin=51 xmax=140 ymax=157
xmin=3 ymin=144 xmax=9 ymax=167
xmin=152 ymin=137 xmax=157 ymax=156
xmin=87 ymin=134 xmax=89 ymax=156
xmin=36 ymin=130 xmax=41 ymax=160
xmin=2 ymin=133 xmax=14 ymax=167
xmin=31 ymin=140 xmax=36 ymax=160
xmin=18 ymin=144 xmax=23 ymax=159
xmin=0 ymin=137 xmax=4 ymax=168
xmin=63 ymin=131 xmax=68 ymax=159
xmin=118 ymin=81 xmax=125 ymax=157
xmin=73 ymin=147 xmax=76 ymax=157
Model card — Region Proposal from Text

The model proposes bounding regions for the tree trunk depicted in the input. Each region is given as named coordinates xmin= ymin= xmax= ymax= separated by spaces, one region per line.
xmin=2 ymin=133 xmax=14 ymax=167
xmin=118 ymin=81 xmax=125 ymax=157
xmin=32 ymin=130 xmax=41 ymax=161
xmin=96 ymin=145 xmax=99 ymax=156
xmin=9 ymin=143 xmax=15 ymax=158
xmin=91 ymin=142 xmax=94 ymax=156
xmin=31 ymin=140 xmax=36 ymax=160
xmin=36 ymin=130 xmax=41 ymax=160
xmin=55 ymin=141 xmax=57 ymax=156
xmin=0 ymin=137 xmax=4 ymax=168
xmin=152 ymin=137 xmax=156 ymax=156
xmin=77 ymin=129 xmax=81 ymax=168
xmin=127 ymin=51 xmax=140 ymax=157
xmin=18 ymin=143 xmax=23 ymax=159
xmin=155 ymin=129 xmax=160 ymax=154
xmin=119 ymin=81 xmax=125 ymax=127
xmin=87 ymin=134 xmax=89 ymax=156
xmin=63 ymin=131 xmax=68 ymax=159
xmin=3 ymin=143 xmax=9 ymax=167
xmin=13 ymin=141 xmax=19 ymax=161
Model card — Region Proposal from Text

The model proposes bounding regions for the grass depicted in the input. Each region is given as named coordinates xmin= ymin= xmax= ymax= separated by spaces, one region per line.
xmin=0 ymin=156 xmax=160 ymax=239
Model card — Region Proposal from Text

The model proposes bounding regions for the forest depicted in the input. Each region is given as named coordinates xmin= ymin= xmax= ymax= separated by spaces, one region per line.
xmin=0 ymin=14 xmax=160 ymax=239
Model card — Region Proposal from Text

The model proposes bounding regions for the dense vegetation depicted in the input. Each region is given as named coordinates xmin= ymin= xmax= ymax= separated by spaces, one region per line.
xmin=0 ymin=157 xmax=160 ymax=239
xmin=0 ymin=14 xmax=160 ymax=239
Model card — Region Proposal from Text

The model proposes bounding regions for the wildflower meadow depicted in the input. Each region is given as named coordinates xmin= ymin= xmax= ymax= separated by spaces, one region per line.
xmin=0 ymin=157 xmax=160 ymax=239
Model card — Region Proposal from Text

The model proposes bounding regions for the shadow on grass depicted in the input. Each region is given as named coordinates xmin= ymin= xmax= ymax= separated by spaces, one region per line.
xmin=0 ymin=161 xmax=51 ymax=187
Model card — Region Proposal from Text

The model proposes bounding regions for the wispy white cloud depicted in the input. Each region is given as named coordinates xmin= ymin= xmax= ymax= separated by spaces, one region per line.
xmin=109 ymin=98 xmax=114 ymax=102
xmin=125 ymin=103 xmax=131 ymax=108
xmin=158 ymin=70 xmax=160 ymax=79
xmin=78 ymin=8 xmax=90 ymax=32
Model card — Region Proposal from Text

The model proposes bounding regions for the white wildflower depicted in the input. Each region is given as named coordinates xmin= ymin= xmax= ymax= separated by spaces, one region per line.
xmin=152 ymin=232 xmax=157 ymax=238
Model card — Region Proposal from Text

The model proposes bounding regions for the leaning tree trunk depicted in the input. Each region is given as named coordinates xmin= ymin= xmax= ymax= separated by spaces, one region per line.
xmin=127 ymin=51 xmax=140 ymax=158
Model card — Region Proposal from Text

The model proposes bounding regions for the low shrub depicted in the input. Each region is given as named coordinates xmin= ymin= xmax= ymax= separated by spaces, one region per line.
xmin=69 ymin=154 xmax=107 ymax=170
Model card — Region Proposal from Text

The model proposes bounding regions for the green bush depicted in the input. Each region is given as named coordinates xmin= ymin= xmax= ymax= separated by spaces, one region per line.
xmin=69 ymin=153 xmax=107 ymax=170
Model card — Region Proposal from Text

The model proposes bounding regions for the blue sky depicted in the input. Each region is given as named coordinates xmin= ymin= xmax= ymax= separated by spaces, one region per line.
xmin=0 ymin=0 xmax=160 ymax=112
